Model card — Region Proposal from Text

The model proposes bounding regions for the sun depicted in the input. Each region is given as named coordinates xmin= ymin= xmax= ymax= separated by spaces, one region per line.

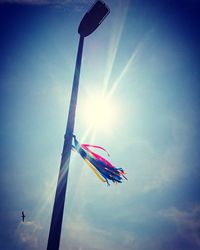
xmin=80 ymin=92 xmax=118 ymax=131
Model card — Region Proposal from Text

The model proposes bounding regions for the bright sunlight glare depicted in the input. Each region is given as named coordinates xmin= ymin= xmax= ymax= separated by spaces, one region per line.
xmin=81 ymin=93 xmax=119 ymax=132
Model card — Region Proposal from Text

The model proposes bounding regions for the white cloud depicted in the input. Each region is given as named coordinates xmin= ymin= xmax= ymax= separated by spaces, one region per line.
xmin=160 ymin=205 xmax=200 ymax=248
xmin=62 ymin=214 xmax=111 ymax=250
xmin=61 ymin=214 xmax=135 ymax=250
xmin=15 ymin=220 xmax=43 ymax=249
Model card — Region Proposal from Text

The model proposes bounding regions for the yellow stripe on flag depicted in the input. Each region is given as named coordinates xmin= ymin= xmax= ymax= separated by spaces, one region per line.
xmin=84 ymin=159 xmax=106 ymax=183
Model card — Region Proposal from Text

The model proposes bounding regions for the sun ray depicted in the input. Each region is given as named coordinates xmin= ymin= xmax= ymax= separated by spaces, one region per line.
xmin=107 ymin=43 xmax=141 ymax=100
xmin=103 ymin=0 xmax=130 ymax=95
xmin=106 ymin=29 xmax=154 ymax=101
xmin=31 ymin=123 xmax=94 ymax=221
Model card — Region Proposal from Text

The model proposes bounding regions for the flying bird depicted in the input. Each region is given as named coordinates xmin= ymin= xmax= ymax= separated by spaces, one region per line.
xmin=21 ymin=211 xmax=25 ymax=222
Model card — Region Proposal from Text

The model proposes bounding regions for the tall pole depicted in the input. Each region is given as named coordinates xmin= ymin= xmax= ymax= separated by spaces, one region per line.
xmin=47 ymin=35 xmax=84 ymax=250
xmin=47 ymin=2 xmax=110 ymax=249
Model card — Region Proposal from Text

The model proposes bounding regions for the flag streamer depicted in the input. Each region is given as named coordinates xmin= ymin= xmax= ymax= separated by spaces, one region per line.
xmin=72 ymin=135 xmax=127 ymax=185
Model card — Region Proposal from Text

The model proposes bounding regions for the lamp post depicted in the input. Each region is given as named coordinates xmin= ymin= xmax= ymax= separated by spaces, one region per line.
xmin=47 ymin=1 xmax=110 ymax=249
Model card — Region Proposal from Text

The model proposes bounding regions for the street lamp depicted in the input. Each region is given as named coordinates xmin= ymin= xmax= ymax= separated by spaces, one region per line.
xmin=47 ymin=1 xmax=110 ymax=250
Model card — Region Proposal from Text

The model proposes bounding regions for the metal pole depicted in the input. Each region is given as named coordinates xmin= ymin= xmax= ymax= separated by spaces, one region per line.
xmin=47 ymin=35 xmax=84 ymax=250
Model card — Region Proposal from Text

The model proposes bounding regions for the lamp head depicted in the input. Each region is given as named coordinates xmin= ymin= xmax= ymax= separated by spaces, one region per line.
xmin=78 ymin=0 xmax=110 ymax=37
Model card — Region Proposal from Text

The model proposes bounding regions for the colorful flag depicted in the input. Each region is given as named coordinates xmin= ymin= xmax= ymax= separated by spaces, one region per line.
xmin=72 ymin=135 xmax=127 ymax=185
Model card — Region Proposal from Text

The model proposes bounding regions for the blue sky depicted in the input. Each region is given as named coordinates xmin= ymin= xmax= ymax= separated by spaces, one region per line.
xmin=0 ymin=0 xmax=200 ymax=249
